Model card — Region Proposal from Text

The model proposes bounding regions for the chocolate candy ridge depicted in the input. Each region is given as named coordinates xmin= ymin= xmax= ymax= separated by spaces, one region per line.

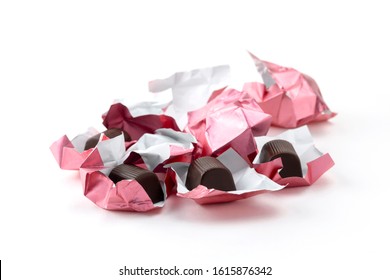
xmin=259 ymin=139 xmax=303 ymax=178
xmin=109 ymin=164 xmax=164 ymax=204
xmin=185 ymin=156 xmax=236 ymax=191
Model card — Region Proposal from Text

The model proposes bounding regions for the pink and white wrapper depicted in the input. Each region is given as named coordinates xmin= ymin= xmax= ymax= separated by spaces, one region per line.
xmin=102 ymin=102 xmax=180 ymax=141
xmin=187 ymin=87 xmax=272 ymax=161
xmin=79 ymin=134 xmax=167 ymax=212
xmin=50 ymin=127 xmax=100 ymax=170
xmin=149 ymin=65 xmax=230 ymax=129
xmin=126 ymin=128 xmax=197 ymax=172
xmin=169 ymin=148 xmax=284 ymax=205
xmin=253 ymin=126 xmax=335 ymax=187
xmin=245 ymin=52 xmax=336 ymax=128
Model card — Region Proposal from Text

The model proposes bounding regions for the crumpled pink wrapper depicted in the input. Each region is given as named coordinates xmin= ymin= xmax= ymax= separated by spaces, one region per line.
xmin=50 ymin=128 xmax=134 ymax=170
xmin=79 ymin=134 xmax=167 ymax=212
xmin=102 ymin=102 xmax=180 ymax=141
xmin=168 ymin=148 xmax=284 ymax=205
xmin=245 ymin=52 xmax=336 ymax=128
xmin=50 ymin=127 xmax=103 ymax=170
xmin=253 ymin=126 xmax=335 ymax=187
xmin=148 ymin=65 xmax=230 ymax=129
xmin=186 ymin=87 xmax=272 ymax=162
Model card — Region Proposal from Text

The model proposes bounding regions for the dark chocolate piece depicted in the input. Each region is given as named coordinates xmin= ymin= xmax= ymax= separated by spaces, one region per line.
xmin=84 ymin=128 xmax=131 ymax=150
xmin=185 ymin=156 xmax=236 ymax=191
xmin=109 ymin=164 xmax=164 ymax=203
xmin=259 ymin=139 xmax=303 ymax=178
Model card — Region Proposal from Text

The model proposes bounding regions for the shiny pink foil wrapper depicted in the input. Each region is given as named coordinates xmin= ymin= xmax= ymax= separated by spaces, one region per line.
xmin=50 ymin=130 xmax=133 ymax=170
xmin=254 ymin=154 xmax=334 ymax=187
xmin=103 ymin=102 xmax=181 ymax=140
xmin=82 ymin=170 xmax=164 ymax=212
xmin=79 ymin=148 xmax=166 ymax=212
xmin=246 ymin=52 xmax=336 ymax=128
xmin=186 ymin=87 xmax=272 ymax=161
xmin=177 ymin=186 xmax=273 ymax=205
xmin=50 ymin=135 xmax=93 ymax=170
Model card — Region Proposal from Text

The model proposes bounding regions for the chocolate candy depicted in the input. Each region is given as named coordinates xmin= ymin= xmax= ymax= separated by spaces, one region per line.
xmin=109 ymin=164 xmax=164 ymax=203
xmin=84 ymin=128 xmax=131 ymax=150
xmin=259 ymin=139 xmax=303 ymax=178
xmin=185 ymin=156 xmax=236 ymax=191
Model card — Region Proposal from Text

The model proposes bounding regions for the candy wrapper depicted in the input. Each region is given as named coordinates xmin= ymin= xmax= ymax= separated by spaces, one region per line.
xmin=148 ymin=65 xmax=230 ymax=129
xmin=245 ymin=52 xmax=336 ymax=128
xmin=102 ymin=102 xmax=180 ymax=141
xmin=187 ymin=87 xmax=272 ymax=161
xmin=51 ymin=52 xmax=336 ymax=212
xmin=253 ymin=126 xmax=334 ymax=187
xmin=126 ymin=128 xmax=196 ymax=171
xmin=80 ymin=134 xmax=167 ymax=212
xmin=50 ymin=127 xmax=101 ymax=170
xmin=169 ymin=148 xmax=284 ymax=205
xmin=50 ymin=128 xmax=135 ymax=170
xmin=114 ymin=98 xmax=169 ymax=117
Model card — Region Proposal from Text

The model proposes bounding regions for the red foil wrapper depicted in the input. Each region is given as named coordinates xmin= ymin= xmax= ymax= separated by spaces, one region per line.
xmin=103 ymin=102 xmax=180 ymax=140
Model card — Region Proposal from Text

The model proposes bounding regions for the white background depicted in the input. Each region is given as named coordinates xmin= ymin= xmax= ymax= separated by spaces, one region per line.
xmin=1 ymin=1 xmax=389 ymax=279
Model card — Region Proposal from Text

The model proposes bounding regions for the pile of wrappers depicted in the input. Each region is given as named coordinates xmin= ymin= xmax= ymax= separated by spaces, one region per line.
xmin=50 ymin=52 xmax=336 ymax=212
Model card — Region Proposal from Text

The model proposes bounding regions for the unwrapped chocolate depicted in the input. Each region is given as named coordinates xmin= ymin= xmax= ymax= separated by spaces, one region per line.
xmin=185 ymin=156 xmax=236 ymax=192
xmin=259 ymin=139 xmax=303 ymax=178
xmin=109 ymin=164 xmax=164 ymax=204
xmin=170 ymin=148 xmax=284 ymax=204
xmin=79 ymin=134 xmax=166 ymax=211
xmin=253 ymin=126 xmax=334 ymax=187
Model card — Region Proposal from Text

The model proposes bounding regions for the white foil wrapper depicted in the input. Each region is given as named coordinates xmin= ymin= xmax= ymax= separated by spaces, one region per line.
xmin=148 ymin=65 xmax=230 ymax=129
xmin=110 ymin=98 xmax=171 ymax=117
xmin=127 ymin=128 xmax=197 ymax=171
